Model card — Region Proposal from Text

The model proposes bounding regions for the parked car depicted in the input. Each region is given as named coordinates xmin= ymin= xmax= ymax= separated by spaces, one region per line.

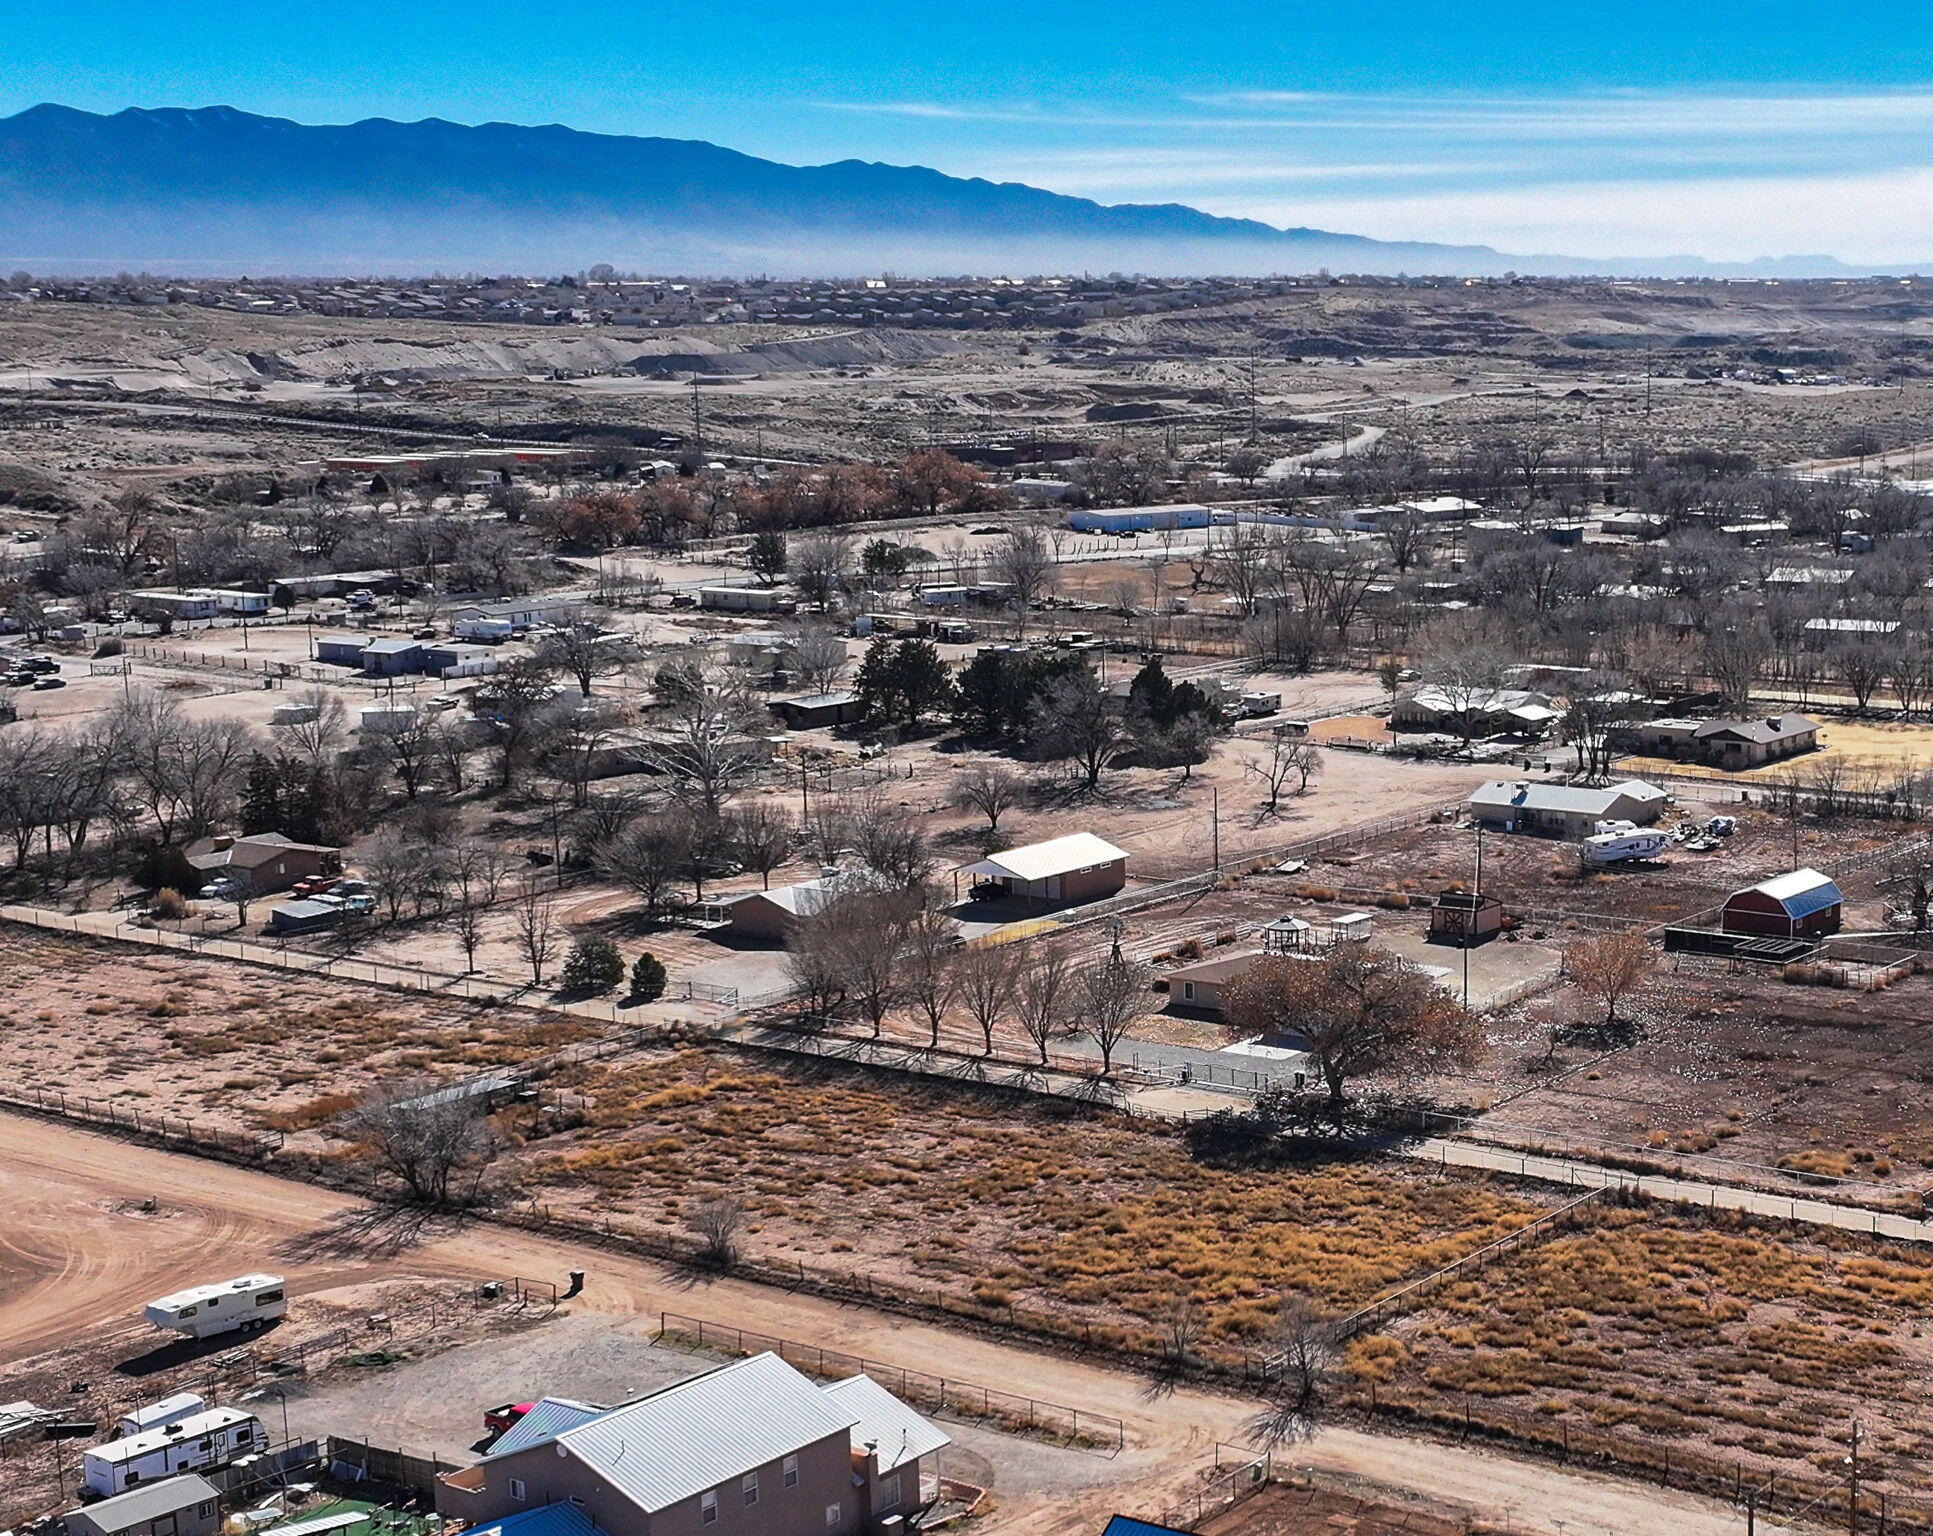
xmin=31 ymin=676 xmax=66 ymax=690
xmin=20 ymin=657 xmax=59 ymax=674
xmin=484 ymin=1402 xmax=535 ymax=1437
xmin=412 ymin=627 xmax=437 ymax=640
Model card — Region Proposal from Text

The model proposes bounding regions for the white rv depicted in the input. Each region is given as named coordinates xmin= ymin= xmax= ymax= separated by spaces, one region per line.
xmin=118 ymin=1393 xmax=207 ymax=1438
xmin=82 ymin=1407 xmax=267 ymax=1497
xmin=143 ymin=1274 xmax=287 ymax=1340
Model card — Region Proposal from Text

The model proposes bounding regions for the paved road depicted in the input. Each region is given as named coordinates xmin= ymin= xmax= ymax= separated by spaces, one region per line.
xmin=0 ymin=1112 xmax=1782 ymax=1536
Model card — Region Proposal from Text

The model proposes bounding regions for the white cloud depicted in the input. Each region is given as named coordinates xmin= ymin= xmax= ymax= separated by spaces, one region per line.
xmin=1206 ymin=166 xmax=1933 ymax=263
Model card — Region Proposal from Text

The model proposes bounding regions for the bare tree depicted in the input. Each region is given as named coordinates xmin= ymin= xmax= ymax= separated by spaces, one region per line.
xmin=512 ymin=882 xmax=561 ymax=986
xmin=335 ymin=1079 xmax=503 ymax=1207
xmin=278 ymin=686 xmax=349 ymax=765
xmin=986 ymin=525 xmax=1055 ymax=631
xmin=1029 ymin=670 xmax=1125 ymax=790
xmin=792 ymin=532 xmax=854 ymax=610
xmin=685 ymin=1196 xmax=746 ymax=1267
xmin=783 ymin=623 xmax=851 ymax=695
xmin=902 ymin=909 xmax=960 ymax=1049
xmin=954 ymin=942 xmax=1022 ymax=1055
xmin=1248 ymin=735 xmax=1321 ymax=814
xmin=1014 ymin=947 xmax=1077 ymax=1065
xmin=223 ymin=868 xmax=261 ymax=929
xmin=599 ymin=815 xmax=696 ymax=917
xmin=1157 ymin=1290 xmax=1208 ymax=1369
xmin=642 ymin=679 xmax=766 ymax=818
xmin=950 ymin=763 xmax=1027 ymax=835
xmin=1082 ymin=949 xmax=1154 ymax=1076
xmin=536 ymin=608 xmax=641 ymax=698
xmin=725 ymin=799 xmax=794 ymax=889
xmin=1414 ymin=645 xmax=1513 ymax=753
xmin=1246 ymin=1296 xmax=1339 ymax=1448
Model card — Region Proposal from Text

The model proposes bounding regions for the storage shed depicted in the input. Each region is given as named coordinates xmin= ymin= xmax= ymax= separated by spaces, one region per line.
xmin=1721 ymin=869 xmax=1843 ymax=939
xmin=64 ymin=1474 xmax=222 ymax=1536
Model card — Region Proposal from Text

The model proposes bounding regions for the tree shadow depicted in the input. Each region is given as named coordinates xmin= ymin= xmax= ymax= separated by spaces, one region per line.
xmin=115 ymin=1318 xmax=286 ymax=1379
xmin=272 ymin=1202 xmax=459 ymax=1263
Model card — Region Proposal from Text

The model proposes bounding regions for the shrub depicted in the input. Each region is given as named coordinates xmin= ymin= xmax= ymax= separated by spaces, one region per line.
xmin=149 ymin=887 xmax=189 ymax=921
xmin=559 ymin=937 xmax=625 ymax=995
xmin=630 ymin=951 xmax=668 ymax=1003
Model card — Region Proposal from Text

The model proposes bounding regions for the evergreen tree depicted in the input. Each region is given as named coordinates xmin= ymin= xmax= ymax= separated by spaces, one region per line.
xmin=748 ymin=530 xmax=788 ymax=584
xmin=560 ymin=937 xmax=625 ymax=994
xmin=853 ymin=636 xmax=899 ymax=721
xmin=240 ymin=752 xmax=281 ymax=836
xmin=630 ymin=951 xmax=668 ymax=1003
xmin=1128 ymin=656 xmax=1177 ymax=725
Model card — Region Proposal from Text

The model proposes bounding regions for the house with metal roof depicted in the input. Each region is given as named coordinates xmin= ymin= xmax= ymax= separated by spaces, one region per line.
xmin=436 ymin=1352 xmax=948 ymax=1536
xmin=1722 ymin=869 xmax=1844 ymax=939
xmin=958 ymin=832 xmax=1129 ymax=904
xmin=708 ymin=870 xmax=880 ymax=941
xmin=1389 ymin=686 xmax=1558 ymax=739
xmin=1465 ymin=779 xmax=1668 ymax=839
xmin=1620 ymin=714 xmax=1819 ymax=769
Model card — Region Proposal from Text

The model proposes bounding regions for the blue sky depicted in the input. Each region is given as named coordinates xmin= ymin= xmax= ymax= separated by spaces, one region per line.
xmin=10 ymin=0 xmax=1933 ymax=260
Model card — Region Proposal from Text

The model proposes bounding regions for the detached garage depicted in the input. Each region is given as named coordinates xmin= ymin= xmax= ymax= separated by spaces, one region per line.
xmin=1721 ymin=869 xmax=1843 ymax=939
xmin=959 ymin=832 xmax=1129 ymax=905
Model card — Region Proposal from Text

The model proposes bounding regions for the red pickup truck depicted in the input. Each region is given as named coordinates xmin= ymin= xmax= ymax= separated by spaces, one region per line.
xmin=484 ymin=1402 xmax=535 ymax=1437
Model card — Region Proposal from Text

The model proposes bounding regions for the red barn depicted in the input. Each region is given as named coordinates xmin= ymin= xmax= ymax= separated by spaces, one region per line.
xmin=1721 ymin=869 xmax=1843 ymax=939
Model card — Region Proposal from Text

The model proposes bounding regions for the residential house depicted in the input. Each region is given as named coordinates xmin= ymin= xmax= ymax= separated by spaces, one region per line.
xmin=709 ymin=871 xmax=875 ymax=941
xmin=1801 ymin=617 xmax=1899 ymax=649
xmin=64 ymin=1474 xmax=223 ymax=1536
xmin=435 ymin=1353 xmax=948 ymax=1536
xmin=1465 ymin=780 xmax=1668 ymax=839
xmin=1722 ymin=869 xmax=1843 ymax=939
xmin=958 ymin=833 xmax=1129 ymax=904
xmin=1164 ymin=953 xmax=1261 ymax=1014
xmin=1618 ymin=715 xmax=1819 ymax=769
xmin=182 ymin=833 xmax=340 ymax=894
xmin=1063 ymin=503 xmax=1212 ymax=533
xmin=1389 ymin=686 xmax=1558 ymax=739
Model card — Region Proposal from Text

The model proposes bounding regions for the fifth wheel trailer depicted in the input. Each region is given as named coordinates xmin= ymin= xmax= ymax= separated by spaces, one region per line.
xmin=143 ymin=1274 xmax=287 ymax=1340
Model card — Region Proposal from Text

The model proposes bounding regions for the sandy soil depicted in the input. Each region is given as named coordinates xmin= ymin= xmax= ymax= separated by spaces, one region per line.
xmin=0 ymin=1111 xmax=1812 ymax=1536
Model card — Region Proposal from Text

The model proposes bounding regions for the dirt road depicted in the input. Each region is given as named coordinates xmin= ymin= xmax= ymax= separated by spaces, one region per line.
xmin=0 ymin=1111 xmax=1779 ymax=1535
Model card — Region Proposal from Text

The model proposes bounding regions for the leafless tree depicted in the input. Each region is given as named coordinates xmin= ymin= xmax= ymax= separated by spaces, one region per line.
xmin=1561 ymin=932 xmax=1657 ymax=1034
xmin=1014 ymin=947 xmax=1077 ymax=1064
xmin=950 ymin=763 xmax=1028 ymax=835
xmin=642 ymin=679 xmax=767 ymax=818
xmin=782 ymin=622 xmax=851 ymax=695
xmin=685 ymin=1196 xmax=746 ymax=1267
xmin=1832 ymin=643 xmax=1890 ymax=712
xmin=954 ymin=942 xmax=1022 ymax=1055
xmin=902 ymin=909 xmax=961 ymax=1048
xmin=223 ymin=868 xmax=261 ymax=929
xmin=278 ymin=686 xmax=349 ymax=764
xmin=1249 ymin=734 xmax=1321 ymax=814
xmin=1081 ymin=949 xmax=1154 ymax=1076
xmin=1030 ymin=671 xmax=1126 ymax=790
xmin=512 ymin=882 xmax=561 ymax=986
xmin=481 ymin=654 xmax=565 ymax=790
xmin=725 ymin=799 xmax=794 ymax=889
xmin=335 ymin=1079 xmax=503 ymax=1208
xmin=536 ymin=608 xmax=641 ymax=697
xmin=599 ymin=815 xmax=695 ymax=916
xmin=381 ymin=712 xmax=442 ymax=799
xmin=1157 ymin=1290 xmax=1208 ymax=1368
xmin=1414 ymin=644 xmax=1514 ymax=753
xmin=987 ymin=525 xmax=1055 ymax=631
xmin=792 ymin=531 xmax=854 ymax=609
xmin=1246 ymin=1296 xmax=1339 ymax=1448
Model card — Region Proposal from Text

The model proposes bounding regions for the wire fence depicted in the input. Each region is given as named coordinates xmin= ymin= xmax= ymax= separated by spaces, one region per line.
xmin=0 ymin=1081 xmax=282 ymax=1158
xmin=654 ymin=1311 xmax=1124 ymax=1453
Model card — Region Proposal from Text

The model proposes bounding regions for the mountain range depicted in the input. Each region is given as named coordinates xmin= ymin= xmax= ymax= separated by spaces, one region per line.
xmin=0 ymin=103 xmax=1899 ymax=280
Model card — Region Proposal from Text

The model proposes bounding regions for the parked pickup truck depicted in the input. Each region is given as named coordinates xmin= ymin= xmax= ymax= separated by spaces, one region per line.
xmin=484 ymin=1402 xmax=535 ymax=1437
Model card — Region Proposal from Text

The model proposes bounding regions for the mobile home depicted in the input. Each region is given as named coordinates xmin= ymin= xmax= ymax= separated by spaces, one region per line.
xmin=82 ymin=1409 xmax=267 ymax=1497
xmin=143 ymin=1274 xmax=287 ymax=1340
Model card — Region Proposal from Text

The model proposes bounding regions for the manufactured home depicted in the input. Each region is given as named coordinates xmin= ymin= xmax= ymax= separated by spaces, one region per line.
xmin=143 ymin=1274 xmax=286 ymax=1340
xmin=82 ymin=1409 xmax=267 ymax=1498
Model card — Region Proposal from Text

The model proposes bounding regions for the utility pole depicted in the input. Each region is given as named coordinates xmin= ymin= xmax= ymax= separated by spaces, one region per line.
xmin=1211 ymin=786 xmax=1221 ymax=872
xmin=690 ymin=377 xmax=703 ymax=456
xmin=1848 ymin=1418 xmax=1862 ymax=1535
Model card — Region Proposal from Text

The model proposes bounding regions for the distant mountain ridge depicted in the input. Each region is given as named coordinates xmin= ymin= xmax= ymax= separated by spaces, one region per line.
xmin=0 ymin=103 xmax=1898 ymax=279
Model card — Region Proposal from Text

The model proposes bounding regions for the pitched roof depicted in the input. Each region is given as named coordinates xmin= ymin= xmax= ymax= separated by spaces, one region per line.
xmin=69 ymin=1475 xmax=219 ymax=1530
xmin=1166 ymin=952 xmax=1263 ymax=986
xmin=486 ymin=1397 xmax=605 ymax=1459
xmin=1692 ymin=714 xmax=1817 ymax=744
xmin=820 ymin=1373 xmax=952 ymax=1472
xmin=720 ymin=870 xmax=875 ymax=917
xmin=961 ymin=832 xmax=1130 ymax=883
xmin=558 ymin=1353 xmax=858 ymax=1515
xmin=1467 ymin=780 xmax=1666 ymax=817
xmin=1737 ymin=868 xmax=1843 ymax=918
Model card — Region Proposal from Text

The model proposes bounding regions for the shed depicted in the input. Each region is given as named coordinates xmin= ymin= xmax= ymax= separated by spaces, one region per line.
xmin=1429 ymin=891 xmax=1504 ymax=945
xmin=769 ymin=691 xmax=865 ymax=730
xmin=314 ymin=636 xmax=367 ymax=668
xmin=1722 ymin=869 xmax=1843 ymax=939
xmin=358 ymin=638 xmax=424 ymax=676
xmin=64 ymin=1474 xmax=222 ymax=1536
xmin=959 ymin=832 xmax=1129 ymax=904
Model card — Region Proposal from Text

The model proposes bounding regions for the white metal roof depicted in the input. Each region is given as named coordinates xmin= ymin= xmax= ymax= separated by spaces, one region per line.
xmin=821 ymin=1374 xmax=951 ymax=1472
xmin=558 ymin=1353 xmax=858 ymax=1515
xmin=961 ymin=832 xmax=1130 ymax=883
xmin=67 ymin=1474 xmax=220 ymax=1529
xmin=148 ymin=1274 xmax=283 ymax=1312
xmin=87 ymin=1408 xmax=259 ymax=1465
xmin=485 ymin=1397 xmax=605 ymax=1458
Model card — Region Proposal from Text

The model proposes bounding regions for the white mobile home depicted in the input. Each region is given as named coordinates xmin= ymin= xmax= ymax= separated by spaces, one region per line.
xmin=118 ymin=1394 xmax=207 ymax=1438
xmin=143 ymin=1273 xmax=287 ymax=1340
xmin=82 ymin=1408 xmax=267 ymax=1497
